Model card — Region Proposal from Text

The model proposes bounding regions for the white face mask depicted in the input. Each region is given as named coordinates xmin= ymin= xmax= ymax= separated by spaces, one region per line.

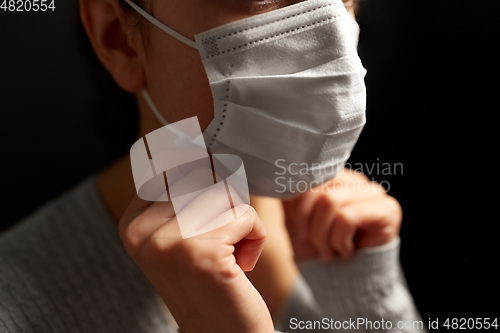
xmin=124 ymin=0 xmax=366 ymax=198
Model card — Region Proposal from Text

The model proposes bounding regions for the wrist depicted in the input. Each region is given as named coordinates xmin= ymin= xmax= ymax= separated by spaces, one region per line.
xmin=296 ymin=237 xmax=401 ymax=297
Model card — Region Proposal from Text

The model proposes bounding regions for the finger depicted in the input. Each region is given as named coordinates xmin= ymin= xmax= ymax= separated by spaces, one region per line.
xmin=166 ymin=166 xmax=215 ymax=213
xmin=120 ymin=193 xmax=155 ymax=224
xmin=119 ymin=194 xmax=175 ymax=250
xmin=321 ymin=170 xmax=387 ymax=205
xmin=227 ymin=184 xmax=245 ymax=207
xmin=329 ymin=212 xmax=357 ymax=259
xmin=121 ymin=162 xmax=200 ymax=248
xmin=308 ymin=196 xmax=336 ymax=261
xmin=337 ymin=197 xmax=401 ymax=249
xmin=149 ymin=178 xmax=247 ymax=242
xmin=178 ymin=182 xmax=244 ymax=237
xmin=205 ymin=204 xmax=267 ymax=271
xmin=282 ymin=192 xmax=318 ymax=243
xmin=193 ymin=204 xmax=238 ymax=237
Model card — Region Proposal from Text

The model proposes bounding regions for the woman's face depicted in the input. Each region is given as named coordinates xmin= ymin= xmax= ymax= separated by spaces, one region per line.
xmin=131 ymin=0 xmax=304 ymax=133
xmin=82 ymin=0 xmax=355 ymax=135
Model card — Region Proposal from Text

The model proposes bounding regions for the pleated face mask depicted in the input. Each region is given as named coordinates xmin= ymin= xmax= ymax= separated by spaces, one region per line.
xmin=124 ymin=0 xmax=367 ymax=198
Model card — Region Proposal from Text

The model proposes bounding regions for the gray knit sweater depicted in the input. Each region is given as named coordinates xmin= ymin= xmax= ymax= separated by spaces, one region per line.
xmin=0 ymin=177 xmax=425 ymax=332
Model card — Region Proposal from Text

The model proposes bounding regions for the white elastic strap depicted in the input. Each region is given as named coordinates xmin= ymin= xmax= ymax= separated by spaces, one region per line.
xmin=141 ymin=89 xmax=206 ymax=149
xmin=122 ymin=0 xmax=197 ymax=49
xmin=141 ymin=89 xmax=169 ymax=126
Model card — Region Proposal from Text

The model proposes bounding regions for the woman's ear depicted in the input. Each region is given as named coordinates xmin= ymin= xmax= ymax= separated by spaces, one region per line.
xmin=79 ymin=0 xmax=146 ymax=93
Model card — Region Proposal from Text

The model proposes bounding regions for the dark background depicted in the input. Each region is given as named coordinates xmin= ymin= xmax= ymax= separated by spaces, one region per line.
xmin=1 ymin=0 xmax=498 ymax=327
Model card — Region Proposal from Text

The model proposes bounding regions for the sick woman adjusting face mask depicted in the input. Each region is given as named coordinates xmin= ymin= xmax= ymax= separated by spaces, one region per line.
xmin=84 ymin=0 xmax=365 ymax=199
xmin=80 ymin=3 xmax=406 ymax=326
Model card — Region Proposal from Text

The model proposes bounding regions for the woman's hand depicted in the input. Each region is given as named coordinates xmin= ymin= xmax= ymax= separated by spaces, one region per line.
xmin=119 ymin=185 xmax=274 ymax=333
xmin=282 ymin=168 xmax=402 ymax=261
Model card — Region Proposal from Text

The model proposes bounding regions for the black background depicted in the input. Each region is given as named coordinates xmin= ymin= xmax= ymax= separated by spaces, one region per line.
xmin=1 ymin=0 xmax=498 ymax=327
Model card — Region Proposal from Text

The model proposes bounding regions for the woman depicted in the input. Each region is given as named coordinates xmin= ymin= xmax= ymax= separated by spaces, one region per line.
xmin=0 ymin=0 xmax=424 ymax=332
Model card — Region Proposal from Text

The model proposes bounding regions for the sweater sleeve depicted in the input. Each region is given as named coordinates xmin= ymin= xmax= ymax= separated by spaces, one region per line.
xmin=277 ymin=238 xmax=427 ymax=333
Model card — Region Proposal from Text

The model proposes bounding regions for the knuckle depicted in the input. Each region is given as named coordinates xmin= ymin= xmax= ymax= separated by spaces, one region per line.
xmin=377 ymin=225 xmax=398 ymax=244
xmin=144 ymin=235 xmax=184 ymax=265
xmin=169 ymin=240 xmax=202 ymax=266
xmin=142 ymin=235 xmax=169 ymax=262
xmin=321 ymin=192 xmax=336 ymax=205
xmin=191 ymin=252 xmax=219 ymax=274
xmin=133 ymin=234 xmax=185 ymax=267
xmin=344 ymin=169 xmax=369 ymax=182
xmin=121 ymin=218 xmax=145 ymax=253
xmin=148 ymin=233 xmax=168 ymax=254
xmin=241 ymin=204 xmax=256 ymax=217
xmin=357 ymin=172 xmax=370 ymax=182
xmin=335 ymin=209 xmax=352 ymax=225
xmin=177 ymin=243 xmax=225 ymax=275
xmin=235 ymin=204 xmax=257 ymax=223
xmin=387 ymin=196 xmax=403 ymax=220
xmin=316 ymin=194 xmax=337 ymax=212
xmin=372 ymin=181 xmax=388 ymax=194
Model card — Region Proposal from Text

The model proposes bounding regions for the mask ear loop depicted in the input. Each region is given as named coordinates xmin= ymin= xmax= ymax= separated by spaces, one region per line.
xmin=141 ymin=89 xmax=169 ymax=126
xmin=122 ymin=0 xmax=198 ymax=49
xmin=141 ymin=89 xmax=207 ymax=149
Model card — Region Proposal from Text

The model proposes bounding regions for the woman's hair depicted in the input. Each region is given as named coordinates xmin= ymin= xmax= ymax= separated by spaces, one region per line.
xmin=119 ymin=0 xmax=152 ymax=36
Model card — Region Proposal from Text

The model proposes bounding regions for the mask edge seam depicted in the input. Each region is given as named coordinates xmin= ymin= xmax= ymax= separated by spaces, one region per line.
xmin=204 ymin=14 xmax=342 ymax=60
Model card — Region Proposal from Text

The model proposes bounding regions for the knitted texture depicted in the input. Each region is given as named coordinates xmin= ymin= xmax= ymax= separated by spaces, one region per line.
xmin=0 ymin=177 xmax=424 ymax=332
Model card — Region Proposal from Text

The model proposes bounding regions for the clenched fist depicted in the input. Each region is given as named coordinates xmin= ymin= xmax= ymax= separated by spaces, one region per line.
xmin=282 ymin=168 xmax=402 ymax=261
xmin=119 ymin=184 xmax=274 ymax=333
